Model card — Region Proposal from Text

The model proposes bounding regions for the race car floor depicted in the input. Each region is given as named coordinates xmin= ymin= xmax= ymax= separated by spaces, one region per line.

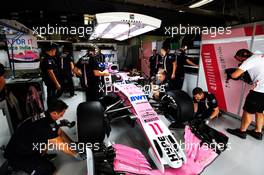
xmin=1 ymin=91 xmax=263 ymax=175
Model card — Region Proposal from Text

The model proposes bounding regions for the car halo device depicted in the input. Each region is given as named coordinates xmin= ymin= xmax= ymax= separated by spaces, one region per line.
xmin=89 ymin=12 xmax=161 ymax=41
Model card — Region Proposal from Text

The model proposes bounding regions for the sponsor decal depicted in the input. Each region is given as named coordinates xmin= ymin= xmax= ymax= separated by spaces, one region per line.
xmin=149 ymin=123 xmax=163 ymax=135
xmin=138 ymin=107 xmax=159 ymax=123
xmin=142 ymin=112 xmax=159 ymax=123
xmin=201 ymin=44 xmax=227 ymax=111
xmin=144 ymin=117 xmax=159 ymax=123
xmin=130 ymin=14 xmax=135 ymax=20
xmin=130 ymin=95 xmax=147 ymax=102
xmin=158 ymin=136 xmax=179 ymax=162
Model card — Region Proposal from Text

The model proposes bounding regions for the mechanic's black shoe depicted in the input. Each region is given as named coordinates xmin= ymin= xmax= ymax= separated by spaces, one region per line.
xmin=69 ymin=93 xmax=77 ymax=97
xmin=226 ymin=128 xmax=247 ymax=139
xmin=169 ymin=122 xmax=185 ymax=130
xmin=43 ymin=154 xmax=57 ymax=161
xmin=247 ymin=130 xmax=263 ymax=140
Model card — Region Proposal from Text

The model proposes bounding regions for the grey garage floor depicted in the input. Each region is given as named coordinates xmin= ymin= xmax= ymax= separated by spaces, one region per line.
xmin=1 ymin=91 xmax=263 ymax=175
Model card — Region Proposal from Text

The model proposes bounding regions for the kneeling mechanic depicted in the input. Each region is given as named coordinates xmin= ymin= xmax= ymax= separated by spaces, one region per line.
xmin=4 ymin=99 xmax=86 ymax=175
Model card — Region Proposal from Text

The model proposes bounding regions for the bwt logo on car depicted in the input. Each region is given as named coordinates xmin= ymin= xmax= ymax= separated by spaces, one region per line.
xmin=130 ymin=95 xmax=147 ymax=102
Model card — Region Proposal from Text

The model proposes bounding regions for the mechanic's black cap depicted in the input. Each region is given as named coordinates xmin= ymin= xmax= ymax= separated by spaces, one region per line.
xmin=235 ymin=49 xmax=252 ymax=59
xmin=0 ymin=63 xmax=6 ymax=76
xmin=46 ymin=43 xmax=58 ymax=51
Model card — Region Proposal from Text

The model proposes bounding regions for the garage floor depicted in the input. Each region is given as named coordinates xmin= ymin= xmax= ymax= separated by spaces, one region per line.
xmin=1 ymin=91 xmax=264 ymax=175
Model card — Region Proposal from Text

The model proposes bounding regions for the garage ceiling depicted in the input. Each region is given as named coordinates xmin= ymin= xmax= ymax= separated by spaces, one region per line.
xmin=0 ymin=0 xmax=263 ymax=31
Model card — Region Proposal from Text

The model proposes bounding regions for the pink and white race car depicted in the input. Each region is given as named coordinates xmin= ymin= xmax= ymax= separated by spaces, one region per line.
xmin=77 ymin=64 xmax=228 ymax=175
xmin=77 ymin=66 xmax=199 ymax=174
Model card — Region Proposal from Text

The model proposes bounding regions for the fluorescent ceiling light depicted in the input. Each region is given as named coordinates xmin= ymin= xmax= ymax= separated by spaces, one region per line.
xmin=102 ymin=24 xmax=136 ymax=39
xmin=189 ymin=0 xmax=214 ymax=8
xmin=115 ymin=34 xmax=130 ymax=41
xmin=89 ymin=23 xmax=111 ymax=40
xmin=89 ymin=12 xmax=161 ymax=41
xmin=102 ymin=24 xmax=130 ymax=38
xmin=130 ymin=26 xmax=155 ymax=36
xmin=115 ymin=26 xmax=155 ymax=41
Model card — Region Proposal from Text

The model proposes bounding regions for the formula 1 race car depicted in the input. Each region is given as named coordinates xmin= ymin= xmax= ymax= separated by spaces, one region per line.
xmin=77 ymin=67 xmax=197 ymax=174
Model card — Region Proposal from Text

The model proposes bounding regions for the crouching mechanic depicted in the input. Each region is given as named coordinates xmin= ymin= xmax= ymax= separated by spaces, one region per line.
xmin=226 ymin=49 xmax=264 ymax=140
xmin=4 ymin=99 xmax=85 ymax=175
xmin=192 ymin=87 xmax=220 ymax=122
xmin=153 ymin=69 xmax=185 ymax=129
xmin=153 ymin=69 xmax=173 ymax=100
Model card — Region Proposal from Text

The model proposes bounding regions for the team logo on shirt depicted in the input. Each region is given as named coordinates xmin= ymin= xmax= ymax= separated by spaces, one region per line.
xmin=80 ymin=58 xmax=90 ymax=64
xmin=50 ymin=123 xmax=57 ymax=131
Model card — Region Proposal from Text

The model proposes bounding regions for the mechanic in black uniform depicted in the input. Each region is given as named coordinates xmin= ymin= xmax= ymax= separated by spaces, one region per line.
xmin=160 ymin=47 xmax=177 ymax=89
xmin=153 ymin=69 xmax=173 ymax=100
xmin=192 ymin=87 xmax=220 ymax=121
xmin=58 ymin=47 xmax=75 ymax=97
xmin=0 ymin=63 xmax=6 ymax=101
xmin=175 ymin=47 xmax=198 ymax=90
xmin=95 ymin=48 xmax=106 ymax=69
xmin=4 ymin=99 xmax=85 ymax=175
xmin=40 ymin=44 xmax=62 ymax=104
xmin=95 ymin=48 xmax=106 ymax=88
xmin=74 ymin=48 xmax=109 ymax=101
xmin=153 ymin=69 xmax=185 ymax=129
xmin=149 ymin=49 xmax=162 ymax=77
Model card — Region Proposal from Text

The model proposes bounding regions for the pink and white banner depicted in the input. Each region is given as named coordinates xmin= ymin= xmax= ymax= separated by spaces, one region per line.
xmin=7 ymin=35 xmax=40 ymax=70
xmin=201 ymin=23 xmax=264 ymax=115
